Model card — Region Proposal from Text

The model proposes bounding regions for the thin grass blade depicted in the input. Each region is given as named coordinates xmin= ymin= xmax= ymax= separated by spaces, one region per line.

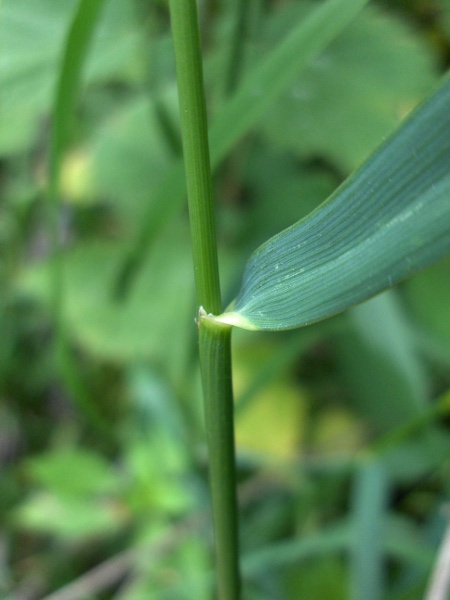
xmin=48 ymin=0 xmax=108 ymax=431
xmin=208 ymin=0 xmax=370 ymax=163
xmin=212 ymin=75 xmax=450 ymax=331
xmin=350 ymin=460 xmax=389 ymax=600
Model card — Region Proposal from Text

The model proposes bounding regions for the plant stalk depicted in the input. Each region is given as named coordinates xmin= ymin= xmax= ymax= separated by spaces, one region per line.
xmin=168 ymin=0 xmax=241 ymax=598
xmin=199 ymin=320 xmax=240 ymax=600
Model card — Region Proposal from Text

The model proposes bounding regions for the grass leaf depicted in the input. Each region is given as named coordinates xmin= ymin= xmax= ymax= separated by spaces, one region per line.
xmin=213 ymin=75 xmax=450 ymax=331
xmin=350 ymin=460 xmax=389 ymax=600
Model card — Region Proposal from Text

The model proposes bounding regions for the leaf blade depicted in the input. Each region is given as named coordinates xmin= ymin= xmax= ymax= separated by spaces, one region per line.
xmin=213 ymin=75 xmax=450 ymax=331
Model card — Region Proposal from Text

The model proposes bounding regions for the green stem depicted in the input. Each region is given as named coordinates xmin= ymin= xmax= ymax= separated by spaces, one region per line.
xmin=168 ymin=0 xmax=241 ymax=597
xmin=168 ymin=0 xmax=220 ymax=314
xmin=200 ymin=321 xmax=241 ymax=599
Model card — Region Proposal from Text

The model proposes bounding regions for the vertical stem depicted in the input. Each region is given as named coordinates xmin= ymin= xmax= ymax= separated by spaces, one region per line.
xmin=199 ymin=321 xmax=240 ymax=600
xmin=168 ymin=1 xmax=241 ymax=598
xmin=168 ymin=0 xmax=220 ymax=315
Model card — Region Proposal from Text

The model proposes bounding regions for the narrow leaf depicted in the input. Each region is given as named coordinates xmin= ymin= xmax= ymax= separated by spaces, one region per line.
xmin=48 ymin=0 xmax=108 ymax=431
xmin=208 ymin=0 xmax=371 ymax=163
xmin=49 ymin=0 xmax=107 ymax=199
xmin=350 ymin=460 xmax=389 ymax=600
xmin=211 ymin=75 xmax=450 ymax=331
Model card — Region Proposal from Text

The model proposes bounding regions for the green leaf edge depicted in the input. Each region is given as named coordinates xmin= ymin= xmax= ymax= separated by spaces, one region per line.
xmin=213 ymin=73 xmax=450 ymax=331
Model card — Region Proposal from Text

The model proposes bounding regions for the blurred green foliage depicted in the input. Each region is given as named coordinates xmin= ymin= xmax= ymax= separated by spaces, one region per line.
xmin=0 ymin=0 xmax=449 ymax=598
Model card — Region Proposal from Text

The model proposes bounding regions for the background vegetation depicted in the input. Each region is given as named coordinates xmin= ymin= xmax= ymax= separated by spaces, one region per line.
xmin=1 ymin=0 xmax=450 ymax=598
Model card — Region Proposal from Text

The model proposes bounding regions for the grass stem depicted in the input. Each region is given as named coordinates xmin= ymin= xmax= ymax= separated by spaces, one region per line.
xmin=168 ymin=0 xmax=241 ymax=597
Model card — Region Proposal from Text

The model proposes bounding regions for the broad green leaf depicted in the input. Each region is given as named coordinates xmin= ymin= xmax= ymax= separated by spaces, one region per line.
xmin=14 ymin=493 xmax=123 ymax=541
xmin=25 ymin=448 xmax=120 ymax=498
xmin=211 ymin=75 xmax=450 ymax=331
xmin=20 ymin=222 xmax=195 ymax=375
xmin=261 ymin=3 xmax=438 ymax=171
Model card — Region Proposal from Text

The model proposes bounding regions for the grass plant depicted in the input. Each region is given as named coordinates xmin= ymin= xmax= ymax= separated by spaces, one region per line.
xmin=1 ymin=0 xmax=450 ymax=598
xmin=168 ymin=0 xmax=240 ymax=596
xmin=168 ymin=1 xmax=450 ymax=596
xmin=47 ymin=0 xmax=108 ymax=432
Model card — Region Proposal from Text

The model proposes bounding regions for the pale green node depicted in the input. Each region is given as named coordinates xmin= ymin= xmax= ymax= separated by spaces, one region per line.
xmin=198 ymin=306 xmax=256 ymax=331
xmin=206 ymin=312 xmax=257 ymax=331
